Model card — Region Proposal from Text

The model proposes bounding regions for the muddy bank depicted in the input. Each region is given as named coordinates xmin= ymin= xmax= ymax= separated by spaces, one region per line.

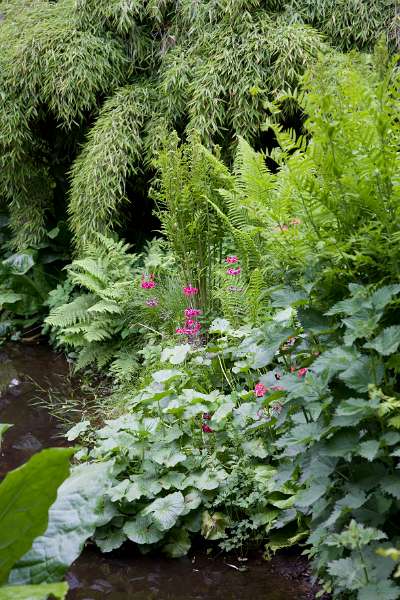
xmin=0 ymin=343 xmax=320 ymax=600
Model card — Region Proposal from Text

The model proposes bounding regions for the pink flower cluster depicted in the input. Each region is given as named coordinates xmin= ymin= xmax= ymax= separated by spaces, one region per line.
xmin=225 ymin=255 xmax=241 ymax=277
xmin=176 ymin=286 xmax=202 ymax=336
xmin=297 ymin=367 xmax=308 ymax=378
xmin=254 ymin=382 xmax=286 ymax=397
xmin=273 ymin=218 xmax=301 ymax=232
xmin=184 ymin=308 xmax=202 ymax=317
xmin=202 ymin=423 xmax=213 ymax=433
xmin=290 ymin=366 xmax=309 ymax=377
xmin=146 ymin=298 xmax=158 ymax=307
xmin=183 ymin=285 xmax=198 ymax=296
xmin=202 ymin=412 xmax=213 ymax=433
xmin=254 ymin=383 xmax=268 ymax=397
xmin=176 ymin=321 xmax=201 ymax=336
xmin=141 ymin=273 xmax=156 ymax=289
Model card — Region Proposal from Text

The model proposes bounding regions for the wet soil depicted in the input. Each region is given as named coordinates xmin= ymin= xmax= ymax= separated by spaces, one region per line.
xmin=0 ymin=343 xmax=320 ymax=600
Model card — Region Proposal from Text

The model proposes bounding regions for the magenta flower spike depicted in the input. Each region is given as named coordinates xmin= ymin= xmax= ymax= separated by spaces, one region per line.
xmin=225 ymin=255 xmax=239 ymax=264
xmin=183 ymin=285 xmax=198 ymax=296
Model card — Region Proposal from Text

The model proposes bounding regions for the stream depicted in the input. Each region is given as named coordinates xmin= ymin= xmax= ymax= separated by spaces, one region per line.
xmin=0 ymin=343 xmax=319 ymax=600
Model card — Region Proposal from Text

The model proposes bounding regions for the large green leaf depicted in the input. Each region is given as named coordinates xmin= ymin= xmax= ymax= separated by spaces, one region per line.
xmin=364 ymin=326 xmax=400 ymax=356
xmin=312 ymin=346 xmax=359 ymax=381
xmin=358 ymin=440 xmax=380 ymax=461
xmin=343 ymin=313 xmax=381 ymax=345
xmin=370 ymin=285 xmax=400 ymax=311
xmin=142 ymin=492 xmax=185 ymax=531
xmin=150 ymin=443 xmax=186 ymax=468
xmin=123 ymin=515 xmax=164 ymax=545
xmin=163 ymin=528 xmax=191 ymax=557
xmin=152 ymin=369 xmax=182 ymax=384
xmin=0 ymin=293 xmax=22 ymax=308
xmin=185 ymin=469 xmax=227 ymax=491
xmin=0 ymin=448 xmax=74 ymax=585
xmin=327 ymin=557 xmax=365 ymax=591
xmin=2 ymin=253 xmax=35 ymax=275
xmin=241 ymin=438 xmax=268 ymax=458
xmin=339 ymin=355 xmax=384 ymax=392
xmin=161 ymin=344 xmax=191 ymax=365
xmin=0 ymin=583 xmax=68 ymax=600
xmin=358 ymin=581 xmax=400 ymax=600
xmin=9 ymin=462 xmax=113 ymax=585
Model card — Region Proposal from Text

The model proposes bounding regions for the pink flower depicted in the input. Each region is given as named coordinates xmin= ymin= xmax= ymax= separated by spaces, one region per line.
xmin=145 ymin=298 xmax=158 ymax=307
xmin=271 ymin=385 xmax=285 ymax=392
xmin=290 ymin=218 xmax=301 ymax=226
xmin=290 ymin=366 xmax=296 ymax=373
xmin=141 ymin=273 xmax=156 ymax=289
xmin=226 ymin=256 xmax=239 ymax=264
xmin=227 ymin=267 xmax=241 ymax=276
xmin=183 ymin=286 xmax=198 ymax=296
xmin=185 ymin=308 xmax=202 ymax=317
xmin=176 ymin=321 xmax=201 ymax=336
xmin=186 ymin=322 xmax=201 ymax=335
xmin=297 ymin=367 xmax=308 ymax=378
xmin=202 ymin=424 xmax=213 ymax=433
xmin=254 ymin=383 xmax=268 ymax=397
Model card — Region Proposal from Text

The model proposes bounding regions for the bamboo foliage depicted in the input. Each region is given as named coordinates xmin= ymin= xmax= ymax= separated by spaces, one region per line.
xmin=68 ymin=84 xmax=154 ymax=248
xmin=0 ymin=0 xmax=396 ymax=250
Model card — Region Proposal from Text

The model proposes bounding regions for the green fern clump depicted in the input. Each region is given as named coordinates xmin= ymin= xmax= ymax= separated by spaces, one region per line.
xmin=45 ymin=234 xmax=139 ymax=371
xmin=45 ymin=234 xmax=187 ymax=376
xmin=199 ymin=48 xmax=400 ymax=311
xmin=151 ymin=134 xmax=233 ymax=314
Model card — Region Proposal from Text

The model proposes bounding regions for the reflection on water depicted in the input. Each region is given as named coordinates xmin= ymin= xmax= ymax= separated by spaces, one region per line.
xmin=0 ymin=344 xmax=69 ymax=475
xmin=0 ymin=343 xmax=318 ymax=600
xmin=68 ymin=547 xmax=315 ymax=600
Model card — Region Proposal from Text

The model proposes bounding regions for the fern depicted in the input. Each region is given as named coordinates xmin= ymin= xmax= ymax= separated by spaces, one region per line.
xmin=45 ymin=294 xmax=96 ymax=328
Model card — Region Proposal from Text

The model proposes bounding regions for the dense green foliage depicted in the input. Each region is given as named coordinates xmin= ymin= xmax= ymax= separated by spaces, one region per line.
xmin=0 ymin=0 xmax=396 ymax=255
xmin=1 ymin=1 xmax=400 ymax=597
xmin=55 ymin=52 xmax=400 ymax=599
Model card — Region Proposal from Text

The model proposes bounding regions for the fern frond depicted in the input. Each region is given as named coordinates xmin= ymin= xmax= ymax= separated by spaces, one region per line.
xmin=87 ymin=300 xmax=123 ymax=314
xmin=45 ymin=294 xmax=96 ymax=328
